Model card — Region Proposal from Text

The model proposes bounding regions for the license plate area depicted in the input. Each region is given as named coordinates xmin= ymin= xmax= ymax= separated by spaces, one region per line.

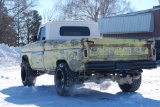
xmin=116 ymin=63 xmax=130 ymax=70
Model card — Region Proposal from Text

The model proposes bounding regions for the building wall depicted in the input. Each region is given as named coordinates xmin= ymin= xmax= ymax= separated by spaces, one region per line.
xmin=103 ymin=9 xmax=160 ymax=39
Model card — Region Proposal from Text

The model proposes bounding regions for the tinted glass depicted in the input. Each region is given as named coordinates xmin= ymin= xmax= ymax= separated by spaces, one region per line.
xmin=60 ymin=26 xmax=90 ymax=36
xmin=38 ymin=27 xmax=46 ymax=40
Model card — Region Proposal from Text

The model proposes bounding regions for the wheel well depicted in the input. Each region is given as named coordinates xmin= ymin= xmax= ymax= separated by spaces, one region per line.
xmin=56 ymin=60 xmax=67 ymax=66
xmin=22 ymin=55 xmax=29 ymax=62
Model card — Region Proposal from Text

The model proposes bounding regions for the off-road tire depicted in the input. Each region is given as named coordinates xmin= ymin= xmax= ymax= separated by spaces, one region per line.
xmin=118 ymin=74 xmax=142 ymax=92
xmin=54 ymin=63 xmax=78 ymax=96
xmin=21 ymin=61 xmax=37 ymax=86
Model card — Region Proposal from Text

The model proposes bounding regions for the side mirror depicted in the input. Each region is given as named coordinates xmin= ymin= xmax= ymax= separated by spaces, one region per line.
xmin=42 ymin=37 xmax=45 ymax=40
xmin=32 ymin=36 xmax=37 ymax=42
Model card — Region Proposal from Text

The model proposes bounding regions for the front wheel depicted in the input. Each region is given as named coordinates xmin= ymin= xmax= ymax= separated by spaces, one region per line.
xmin=118 ymin=74 xmax=142 ymax=92
xmin=21 ymin=61 xmax=37 ymax=86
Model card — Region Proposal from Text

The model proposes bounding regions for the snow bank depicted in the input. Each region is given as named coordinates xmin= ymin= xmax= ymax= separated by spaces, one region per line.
xmin=0 ymin=44 xmax=21 ymax=67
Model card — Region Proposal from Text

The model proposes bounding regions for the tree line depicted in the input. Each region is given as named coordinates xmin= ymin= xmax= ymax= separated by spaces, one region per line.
xmin=0 ymin=0 xmax=133 ymax=47
xmin=46 ymin=0 xmax=133 ymax=22
xmin=0 ymin=0 xmax=41 ymax=46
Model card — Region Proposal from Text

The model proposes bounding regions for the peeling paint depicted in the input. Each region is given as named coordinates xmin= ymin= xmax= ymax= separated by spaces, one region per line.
xmin=21 ymin=38 xmax=155 ymax=72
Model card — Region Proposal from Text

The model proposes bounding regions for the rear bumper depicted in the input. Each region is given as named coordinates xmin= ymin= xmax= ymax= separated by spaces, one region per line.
xmin=85 ymin=60 xmax=157 ymax=72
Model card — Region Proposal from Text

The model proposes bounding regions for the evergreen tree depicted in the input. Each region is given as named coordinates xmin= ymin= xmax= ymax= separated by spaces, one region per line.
xmin=8 ymin=0 xmax=37 ymax=46
xmin=29 ymin=10 xmax=42 ymax=43
xmin=18 ymin=10 xmax=41 ymax=45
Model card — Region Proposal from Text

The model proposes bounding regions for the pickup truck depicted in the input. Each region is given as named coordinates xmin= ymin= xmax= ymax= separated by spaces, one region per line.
xmin=21 ymin=21 xmax=157 ymax=96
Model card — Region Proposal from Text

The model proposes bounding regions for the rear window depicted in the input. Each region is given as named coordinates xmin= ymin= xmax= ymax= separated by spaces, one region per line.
xmin=60 ymin=26 xmax=90 ymax=36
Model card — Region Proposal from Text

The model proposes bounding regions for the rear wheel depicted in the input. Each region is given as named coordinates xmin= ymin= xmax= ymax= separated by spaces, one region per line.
xmin=118 ymin=74 xmax=142 ymax=92
xmin=54 ymin=63 xmax=78 ymax=96
xmin=21 ymin=61 xmax=37 ymax=86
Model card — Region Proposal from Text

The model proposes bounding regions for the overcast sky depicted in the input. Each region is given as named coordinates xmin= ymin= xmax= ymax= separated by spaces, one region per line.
xmin=131 ymin=0 xmax=159 ymax=10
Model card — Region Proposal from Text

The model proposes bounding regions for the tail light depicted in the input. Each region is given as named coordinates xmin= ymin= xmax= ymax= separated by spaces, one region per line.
xmin=84 ymin=50 xmax=88 ymax=57
xmin=152 ymin=48 xmax=156 ymax=56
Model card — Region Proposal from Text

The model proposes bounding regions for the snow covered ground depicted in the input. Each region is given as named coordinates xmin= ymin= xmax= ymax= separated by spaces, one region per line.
xmin=0 ymin=44 xmax=160 ymax=107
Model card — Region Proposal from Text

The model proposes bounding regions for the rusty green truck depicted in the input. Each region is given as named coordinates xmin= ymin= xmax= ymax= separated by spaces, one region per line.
xmin=20 ymin=21 xmax=156 ymax=96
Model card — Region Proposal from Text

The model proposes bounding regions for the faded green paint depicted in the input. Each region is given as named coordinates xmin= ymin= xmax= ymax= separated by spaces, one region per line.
xmin=21 ymin=38 xmax=155 ymax=72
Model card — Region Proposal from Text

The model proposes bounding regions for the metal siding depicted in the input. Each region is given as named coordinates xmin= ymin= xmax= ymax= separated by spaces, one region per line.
xmin=153 ymin=10 xmax=160 ymax=38
xmin=102 ymin=9 xmax=160 ymax=39
xmin=98 ymin=13 xmax=154 ymax=34
xmin=159 ymin=10 xmax=160 ymax=37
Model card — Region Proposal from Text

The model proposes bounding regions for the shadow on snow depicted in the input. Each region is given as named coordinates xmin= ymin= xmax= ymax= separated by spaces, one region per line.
xmin=1 ymin=85 xmax=160 ymax=107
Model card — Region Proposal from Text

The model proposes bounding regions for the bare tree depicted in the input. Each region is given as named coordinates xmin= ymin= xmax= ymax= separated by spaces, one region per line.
xmin=0 ymin=0 xmax=38 ymax=46
xmin=54 ymin=0 xmax=134 ymax=22
xmin=6 ymin=0 xmax=37 ymax=17
xmin=6 ymin=0 xmax=37 ymax=46
xmin=0 ymin=0 xmax=17 ymax=46
xmin=42 ymin=5 xmax=61 ymax=23
xmin=43 ymin=9 xmax=54 ymax=23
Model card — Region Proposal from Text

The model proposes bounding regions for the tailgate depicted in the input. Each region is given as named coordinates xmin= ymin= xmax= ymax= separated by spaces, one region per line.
xmin=85 ymin=38 xmax=155 ymax=61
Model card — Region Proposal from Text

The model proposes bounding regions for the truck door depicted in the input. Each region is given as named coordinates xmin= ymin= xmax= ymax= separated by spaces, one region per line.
xmin=31 ymin=26 xmax=46 ymax=70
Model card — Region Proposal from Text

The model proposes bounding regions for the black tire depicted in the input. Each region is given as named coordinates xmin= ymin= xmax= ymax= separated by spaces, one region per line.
xmin=54 ymin=63 xmax=78 ymax=96
xmin=21 ymin=61 xmax=37 ymax=86
xmin=118 ymin=74 xmax=142 ymax=92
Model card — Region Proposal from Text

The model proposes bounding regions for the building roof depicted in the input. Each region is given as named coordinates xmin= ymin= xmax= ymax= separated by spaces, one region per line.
xmin=98 ymin=6 xmax=160 ymax=35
